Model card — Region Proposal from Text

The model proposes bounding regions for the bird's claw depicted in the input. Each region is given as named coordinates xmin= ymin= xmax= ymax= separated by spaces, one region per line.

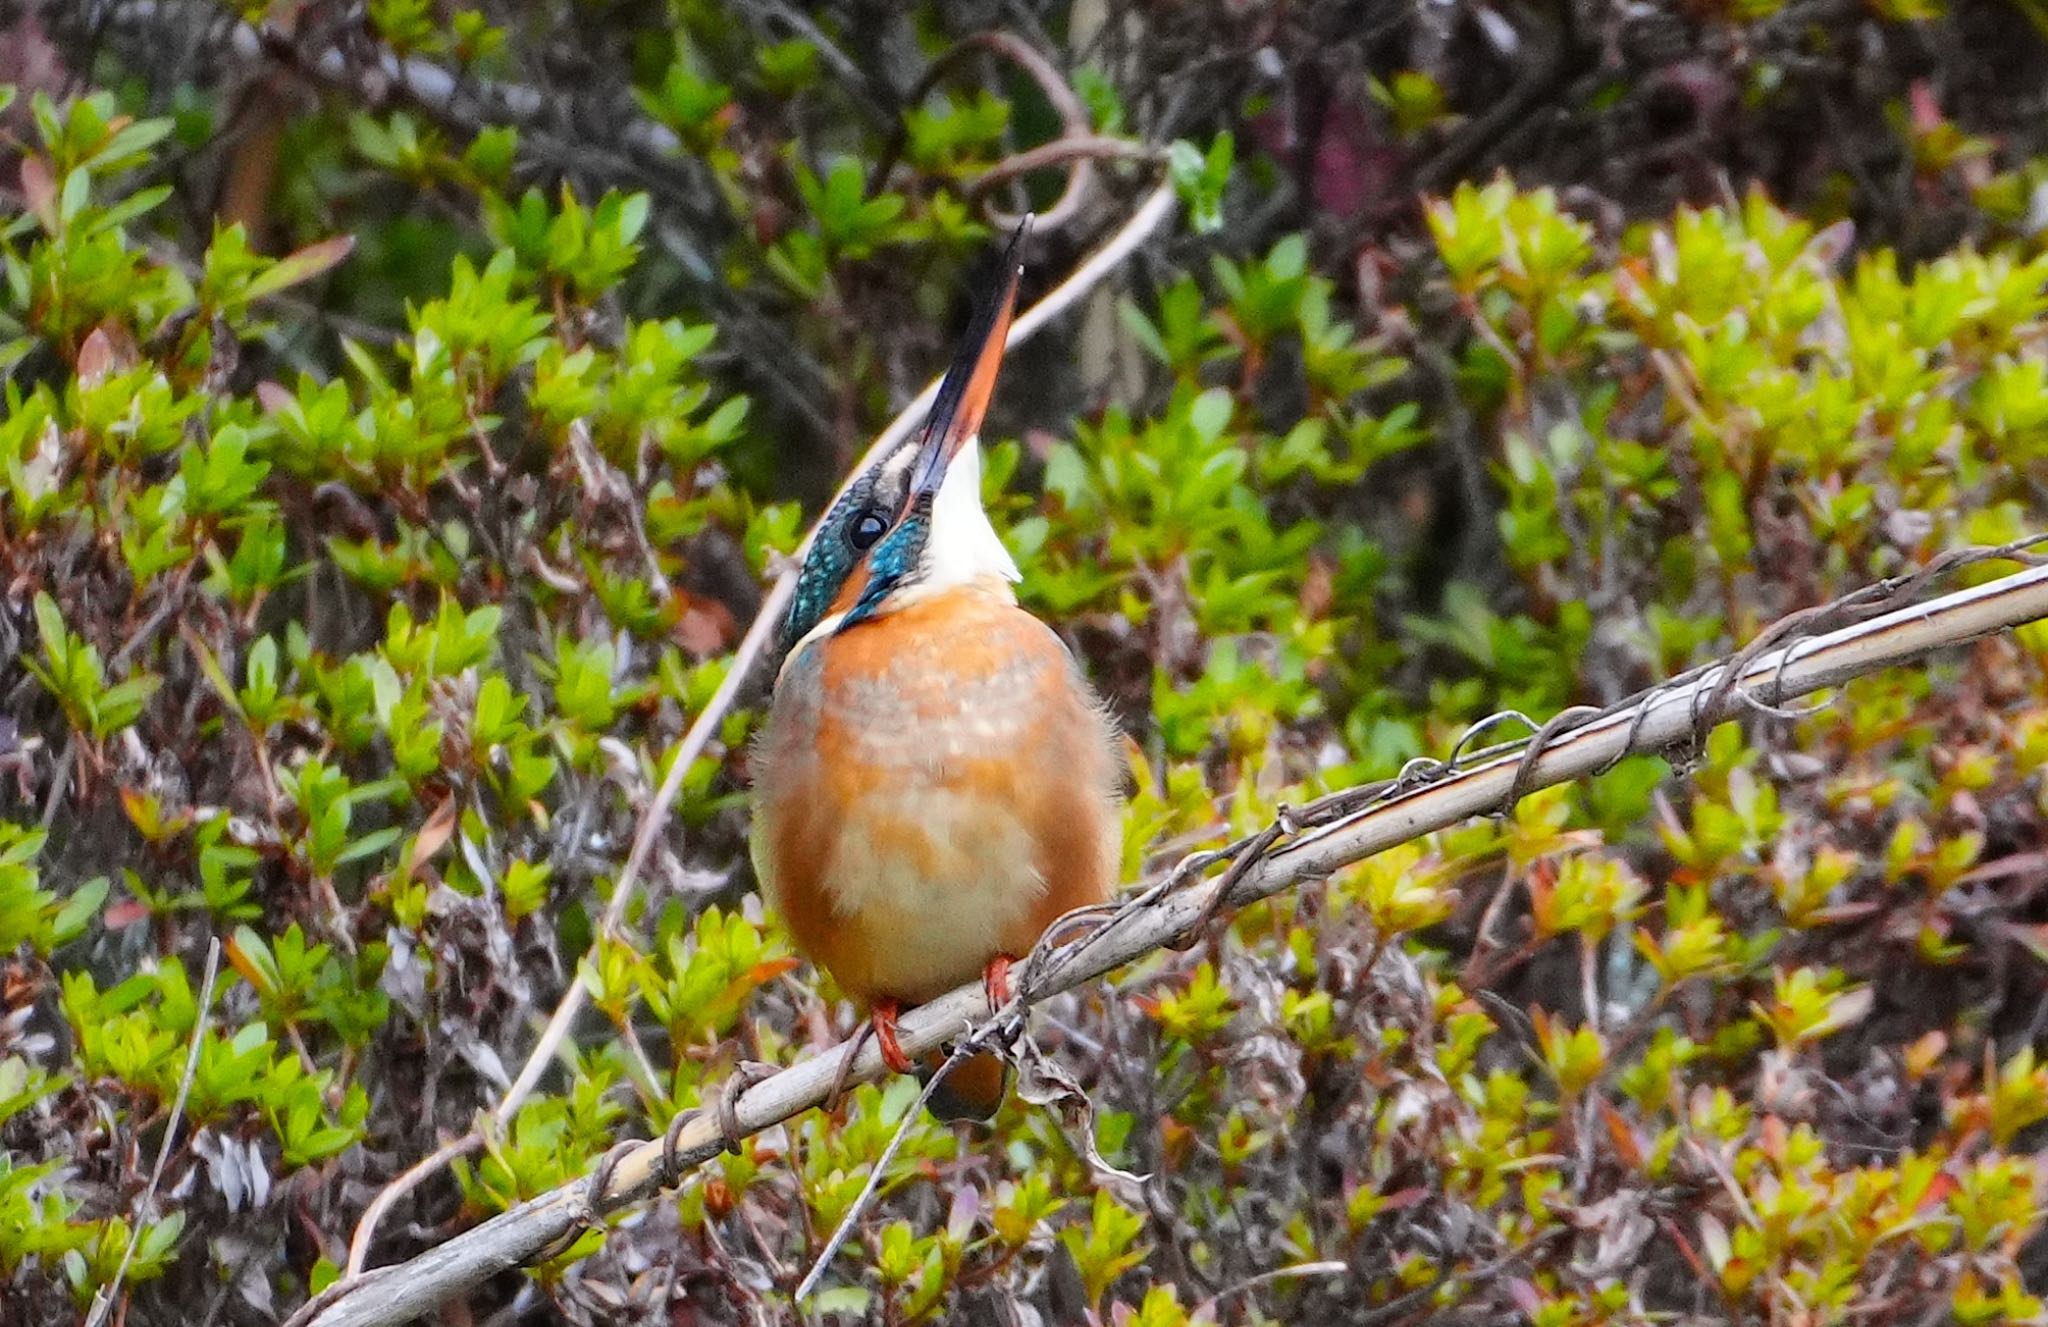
xmin=872 ymin=1001 xmax=914 ymax=1074
xmin=982 ymin=954 xmax=1015 ymax=1009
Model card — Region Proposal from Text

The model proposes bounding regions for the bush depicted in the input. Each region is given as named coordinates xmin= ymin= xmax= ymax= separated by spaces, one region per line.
xmin=3 ymin=3 xmax=2046 ymax=1324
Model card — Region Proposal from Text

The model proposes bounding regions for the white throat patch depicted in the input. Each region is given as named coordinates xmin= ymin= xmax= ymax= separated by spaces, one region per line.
xmin=921 ymin=437 xmax=1020 ymax=592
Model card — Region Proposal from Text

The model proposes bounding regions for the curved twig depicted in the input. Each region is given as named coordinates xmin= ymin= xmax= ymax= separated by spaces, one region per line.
xmin=339 ymin=178 xmax=1181 ymax=1278
xmin=965 ymin=134 xmax=1166 ymax=201
xmin=868 ymin=30 xmax=1103 ymax=232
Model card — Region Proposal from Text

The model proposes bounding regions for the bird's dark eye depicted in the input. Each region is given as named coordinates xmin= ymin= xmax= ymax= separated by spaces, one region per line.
xmin=846 ymin=507 xmax=890 ymax=552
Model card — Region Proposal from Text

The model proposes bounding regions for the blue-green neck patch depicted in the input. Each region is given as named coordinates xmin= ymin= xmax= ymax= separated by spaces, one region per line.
xmin=779 ymin=471 xmax=880 ymax=660
xmin=842 ymin=491 xmax=933 ymax=630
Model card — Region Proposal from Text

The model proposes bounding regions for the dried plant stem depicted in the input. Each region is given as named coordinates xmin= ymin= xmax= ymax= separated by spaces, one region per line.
xmin=793 ymin=1043 xmax=973 ymax=1300
xmin=340 ymin=178 xmax=1180 ymax=1278
xmin=495 ymin=177 xmax=1177 ymax=1112
xmin=870 ymin=30 xmax=1103 ymax=231
xmin=295 ymin=555 xmax=2048 ymax=1327
xmin=967 ymin=135 xmax=1168 ymax=200
xmin=84 ymin=937 xmax=221 ymax=1327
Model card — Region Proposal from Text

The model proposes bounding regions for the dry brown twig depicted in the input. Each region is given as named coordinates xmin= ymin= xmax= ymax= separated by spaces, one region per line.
xmin=339 ymin=178 xmax=1183 ymax=1278
xmin=292 ymin=541 xmax=2048 ymax=1327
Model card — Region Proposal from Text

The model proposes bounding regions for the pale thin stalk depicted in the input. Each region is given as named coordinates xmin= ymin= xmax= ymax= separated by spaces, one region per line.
xmin=84 ymin=937 xmax=221 ymax=1327
xmin=493 ymin=176 xmax=1179 ymax=1117
xmin=343 ymin=179 xmax=1180 ymax=1276
xmin=793 ymin=1044 xmax=972 ymax=1300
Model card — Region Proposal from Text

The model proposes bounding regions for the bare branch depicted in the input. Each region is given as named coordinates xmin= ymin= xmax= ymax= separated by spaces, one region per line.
xmin=294 ymin=549 xmax=2048 ymax=1327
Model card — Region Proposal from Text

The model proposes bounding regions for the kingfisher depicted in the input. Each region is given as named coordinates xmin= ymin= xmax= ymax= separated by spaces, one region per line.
xmin=749 ymin=220 xmax=1124 ymax=1120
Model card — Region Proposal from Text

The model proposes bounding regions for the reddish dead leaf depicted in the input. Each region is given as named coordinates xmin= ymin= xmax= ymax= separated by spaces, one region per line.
xmin=1524 ymin=857 xmax=1559 ymax=924
xmin=74 ymin=324 xmax=136 ymax=385
xmin=255 ymin=380 xmax=295 ymax=415
xmin=410 ymin=797 xmax=460 ymax=868
xmin=1160 ymin=1116 xmax=1194 ymax=1169
xmin=1 ymin=963 xmax=42 ymax=1007
xmin=76 ymin=329 xmax=115 ymax=385
xmin=104 ymin=898 xmax=151 ymax=929
xmin=1908 ymin=80 xmax=1943 ymax=136
xmin=1598 ymin=1099 xmax=1645 ymax=1169
xmin=745 ymin=956 xmax=801 ymax=985
xmin=1024 ymin=426 xmax=1061 ymax=463
xmin=1298 ymin=550 xmax=1336 ymax=621
xmin=19 ymin=154 xmax=54 ymax=231
xmin=675 ymin=594 xmax=737 ymax=658
xmin=1918 ymin=1170 xmax=1960 ymax=1209
xmin=1310 ymin=93 xmax=1403 ymax=218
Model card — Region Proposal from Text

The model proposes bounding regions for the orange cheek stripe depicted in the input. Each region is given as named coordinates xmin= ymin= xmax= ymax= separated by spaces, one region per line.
xmin=826 ymin=563 xmax=873 ymax=620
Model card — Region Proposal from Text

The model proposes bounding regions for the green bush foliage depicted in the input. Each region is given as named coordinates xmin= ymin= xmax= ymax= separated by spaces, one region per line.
xmin=3 ymin=3 xmax=2047 ymax=1324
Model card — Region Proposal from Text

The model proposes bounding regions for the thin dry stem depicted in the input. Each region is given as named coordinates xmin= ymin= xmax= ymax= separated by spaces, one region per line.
xmin=84 ymin=937 xmax=221 ymax=1327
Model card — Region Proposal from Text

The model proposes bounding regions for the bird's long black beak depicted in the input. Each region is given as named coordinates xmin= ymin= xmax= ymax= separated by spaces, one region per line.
xmin=905 ymin=217 xmax=1031 ymax=504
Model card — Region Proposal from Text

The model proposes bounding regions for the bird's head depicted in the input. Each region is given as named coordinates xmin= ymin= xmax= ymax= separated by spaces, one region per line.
xmin=775 ymin=219 xmax=1030 ymax=668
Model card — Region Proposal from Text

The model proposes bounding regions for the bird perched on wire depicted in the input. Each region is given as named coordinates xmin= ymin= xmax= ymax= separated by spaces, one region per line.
xmin=749 ymin=219 xmax=1123 ymax=1121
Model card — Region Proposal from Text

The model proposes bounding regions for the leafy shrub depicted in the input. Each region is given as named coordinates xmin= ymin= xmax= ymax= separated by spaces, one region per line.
xmin=3 ymin=3 xmax=2047 ymax=1324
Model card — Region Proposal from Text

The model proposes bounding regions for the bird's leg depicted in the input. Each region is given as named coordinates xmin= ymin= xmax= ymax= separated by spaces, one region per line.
xmin=871 ymin=999 xmax=914 ymax=1074
xmin=982 ymin=954 xmax=1016 ymax=1009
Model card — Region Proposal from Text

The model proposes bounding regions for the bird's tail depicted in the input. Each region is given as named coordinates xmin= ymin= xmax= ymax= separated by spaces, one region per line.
xmin=919 ymin=1048 xmax=1008 ymax=1122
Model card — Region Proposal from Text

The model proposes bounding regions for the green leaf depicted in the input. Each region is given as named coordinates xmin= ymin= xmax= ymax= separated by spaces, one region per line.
xmin=50 ymin=877 xmax=107 ymax=946
xmin=336 ymin=826 xmax=405 ymax=867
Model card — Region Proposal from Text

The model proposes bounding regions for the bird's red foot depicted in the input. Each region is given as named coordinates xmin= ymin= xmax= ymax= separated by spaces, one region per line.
xmin=982 ymin=954 xmax=1016 ymax=1008
xmin=871 ymin=1000 xmax=914 ymax=1074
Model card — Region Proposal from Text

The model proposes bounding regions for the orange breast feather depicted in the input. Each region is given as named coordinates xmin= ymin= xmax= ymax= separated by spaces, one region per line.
xmin=751 ymin=587 xmax=1121 ymax=1006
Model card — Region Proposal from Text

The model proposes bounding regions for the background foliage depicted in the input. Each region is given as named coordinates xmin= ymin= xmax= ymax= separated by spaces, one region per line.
xmin=3 ymin=1 xmax=2047 ymax=1323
